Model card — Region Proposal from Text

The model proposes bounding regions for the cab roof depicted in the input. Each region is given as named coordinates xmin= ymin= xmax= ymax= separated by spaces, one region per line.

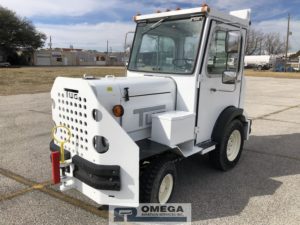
xmin=134 ymin=5 xmax=251 ymax=28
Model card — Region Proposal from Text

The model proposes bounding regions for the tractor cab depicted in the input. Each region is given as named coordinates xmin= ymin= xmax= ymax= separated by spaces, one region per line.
xmin=50 ymin=5 xmax=252 ymax=207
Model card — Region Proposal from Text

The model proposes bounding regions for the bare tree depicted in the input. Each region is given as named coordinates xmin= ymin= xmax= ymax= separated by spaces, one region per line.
xmin=263 ymin=32 xmax=285 ymax=55
xmin=246 ymin=29 xmax=286 ymax=56
xmin=245 ymin=28 xmax=264 ymax=55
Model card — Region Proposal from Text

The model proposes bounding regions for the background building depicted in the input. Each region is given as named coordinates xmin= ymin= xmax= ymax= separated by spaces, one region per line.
xmin=34 ymin=48 xmax=125 ymax=66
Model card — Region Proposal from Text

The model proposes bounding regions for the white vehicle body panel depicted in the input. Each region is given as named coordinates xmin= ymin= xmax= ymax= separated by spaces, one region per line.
xmin=127 ymin=71 xmax=198 ymax=112
xmin=88 ymin=76 xmax=176 ymax=141
xmin=229 ymin=9 xmax=251 ymax=21
xmin=50 ymin=5 xmax=251 ymax=207
xmin=51 ymin=77 xmax=140 ymax=206
xmin=196 ymin=21 xmax=247 ymax=143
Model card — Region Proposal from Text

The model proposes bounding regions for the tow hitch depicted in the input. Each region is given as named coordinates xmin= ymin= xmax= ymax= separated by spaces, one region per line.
xmin=51 ymin=126 xmax=73 ymax=190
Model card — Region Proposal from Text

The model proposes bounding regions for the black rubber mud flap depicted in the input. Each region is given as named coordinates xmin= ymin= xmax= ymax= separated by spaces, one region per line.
xmin=212 ymin=106 xmax=244 ymax=143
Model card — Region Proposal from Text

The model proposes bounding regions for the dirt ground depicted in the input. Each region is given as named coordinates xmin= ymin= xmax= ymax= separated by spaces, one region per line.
xmin=1 ymin=76 xmax=300 ymax=225
xmin=245 ymin=69 xmax=300 ymax=79
xmin=0 ymin=66 xmax=125 ymax=96
xmin=0 ymin=66 xmax=299 ymax=96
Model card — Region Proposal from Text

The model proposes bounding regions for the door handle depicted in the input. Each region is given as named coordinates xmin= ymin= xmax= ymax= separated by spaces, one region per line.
xmin=210 ymin=80 xmax=240 ymax=93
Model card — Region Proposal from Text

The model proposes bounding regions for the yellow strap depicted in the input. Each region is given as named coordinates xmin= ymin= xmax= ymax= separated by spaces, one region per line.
xmin=60 ymin=143 xmax=65 ymax=163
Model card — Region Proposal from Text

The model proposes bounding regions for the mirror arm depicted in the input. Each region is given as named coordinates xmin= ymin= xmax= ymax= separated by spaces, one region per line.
xmin=124 ymin=31 xmax=135 ymax=53
xmin=124 ymin=31 xmax=135 ymax=71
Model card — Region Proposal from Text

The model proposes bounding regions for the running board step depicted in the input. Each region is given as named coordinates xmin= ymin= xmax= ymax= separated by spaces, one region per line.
xmin=197 ymin=141 xmax=216 ymax=155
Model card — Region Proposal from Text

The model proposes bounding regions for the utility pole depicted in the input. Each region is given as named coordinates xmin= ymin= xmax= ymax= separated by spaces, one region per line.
xmin=106 ymin=40 xmax=109 ymax=55
xmin=49 ymin=36 xmax=52 ymax=50
xmin=285 ymin=14 xmax=290 ymax=72
xmin=106 ymin=40 xmax=109 ymax=66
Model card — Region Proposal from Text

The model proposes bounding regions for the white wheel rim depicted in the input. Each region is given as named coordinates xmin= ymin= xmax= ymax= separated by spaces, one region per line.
xmin=226 ymin=130 xmax=241 ymax=162
xmin=158 ymin=174 xmax=174 ymax=204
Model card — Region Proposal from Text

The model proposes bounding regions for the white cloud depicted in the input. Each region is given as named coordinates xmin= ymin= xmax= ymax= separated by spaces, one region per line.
xmin=0 ymin=0 xmax=187 ymax=18
xmin=2 ymin=0 xmax=298 ymax=52
xmin=37 ymin=22 xmax=135 ymax=51
xmin=254 ymin=19 xmax=300 ymax=52
xmin=0 ymin=0 xmax=211 ymax=18
xmin=206 ymin=0 xmax=259 ymax=10
xmin=206 ymin=0 xmax=291 ymax=22
xmin=0 ymin=0 xmax=291 ymax=21
xmin=0 ymin=0 xmax=120 ymax=17
xmin=37 ymin=19 xmax=300 ymax=53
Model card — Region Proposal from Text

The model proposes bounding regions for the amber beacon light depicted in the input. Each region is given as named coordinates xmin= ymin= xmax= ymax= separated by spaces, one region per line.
xmin=113 ymin=105 xmax=124 ymax=117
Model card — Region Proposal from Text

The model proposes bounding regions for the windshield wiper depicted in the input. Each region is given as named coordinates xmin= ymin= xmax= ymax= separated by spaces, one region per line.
xmin=142 ymin=18 xmax=166 ymax=35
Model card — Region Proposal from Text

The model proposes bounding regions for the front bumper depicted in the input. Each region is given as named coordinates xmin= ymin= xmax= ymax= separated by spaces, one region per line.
xmin=72 ymin=155 xmax=121 ymax=191
xmin=50 ymin=140 xmax=121 ymax=191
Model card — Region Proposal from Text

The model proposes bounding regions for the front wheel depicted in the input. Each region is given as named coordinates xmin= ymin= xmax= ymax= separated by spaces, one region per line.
xmin=140 ymin=158 xmax=177 ymax=204
xmin=210 ymin=119 xmax=244 ymax=171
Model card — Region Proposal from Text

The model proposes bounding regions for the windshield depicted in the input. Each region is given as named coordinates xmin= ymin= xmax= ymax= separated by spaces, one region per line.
xmin=128 ymin=17 xmax=204 ymax=74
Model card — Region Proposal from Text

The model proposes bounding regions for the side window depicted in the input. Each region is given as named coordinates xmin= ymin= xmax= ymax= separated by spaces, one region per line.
xmin=207 ymin=29 xmax=241 ymax=76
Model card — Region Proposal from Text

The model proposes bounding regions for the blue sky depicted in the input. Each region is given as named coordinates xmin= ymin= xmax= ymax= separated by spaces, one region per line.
xmin=0 ymin=0 xmax=299 ymax=52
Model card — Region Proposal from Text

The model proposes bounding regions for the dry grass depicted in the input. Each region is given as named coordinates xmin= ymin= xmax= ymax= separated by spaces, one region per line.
xmin=0 ymin=66 xmax=125 ymax=96
xmin=1 ymin=67 xmax=300 ymax=96
xmin=245 ymin=69 xmax=300 ymax=79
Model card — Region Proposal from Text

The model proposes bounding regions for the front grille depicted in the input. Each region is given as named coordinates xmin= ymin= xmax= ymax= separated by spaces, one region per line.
xmin=55 ymin=91 xmax=90 ymax=154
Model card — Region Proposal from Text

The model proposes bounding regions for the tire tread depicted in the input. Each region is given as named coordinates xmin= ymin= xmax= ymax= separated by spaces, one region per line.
xmin=140 ymin=157 xmax=176 ymax=203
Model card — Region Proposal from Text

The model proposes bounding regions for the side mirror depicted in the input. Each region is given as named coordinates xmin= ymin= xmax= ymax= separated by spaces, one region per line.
xmin=226 ymin=31 xmax=240 ymax=54
xmin=124 ymin=31 xmax=135 ymax=55
xmin=222 ymin=71 xmax=237 ymax=84
xmin=125 ymin=46 xmax=131 ymax=55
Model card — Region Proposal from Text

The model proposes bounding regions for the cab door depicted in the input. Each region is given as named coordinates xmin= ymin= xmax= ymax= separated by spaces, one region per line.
xmin=196 ymin=21 xmax=246 ymax=143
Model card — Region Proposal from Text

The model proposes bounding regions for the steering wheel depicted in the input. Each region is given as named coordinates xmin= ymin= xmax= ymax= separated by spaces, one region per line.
xmin=173 ymin=58 xmax=194 ymax=70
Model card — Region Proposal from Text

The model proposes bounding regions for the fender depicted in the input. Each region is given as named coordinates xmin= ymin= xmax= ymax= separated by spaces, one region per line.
xmin=212 ymin=106 xmax=245 ymax=142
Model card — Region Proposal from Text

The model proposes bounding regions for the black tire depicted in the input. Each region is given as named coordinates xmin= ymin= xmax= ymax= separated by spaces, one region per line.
xmin=257 ymin=65 xmax=262 ymax=70
xmin=209 ymin=119 xmax=244 ymax=171
xmin=140 ymin=158 xmax=177 ymax=203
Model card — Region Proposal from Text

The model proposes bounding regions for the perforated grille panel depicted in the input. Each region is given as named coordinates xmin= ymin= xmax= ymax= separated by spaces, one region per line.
xmin=55 ymin=91 xmax=89 ymax=154
xmin=51 ymin=77 xmax=140 ymax=206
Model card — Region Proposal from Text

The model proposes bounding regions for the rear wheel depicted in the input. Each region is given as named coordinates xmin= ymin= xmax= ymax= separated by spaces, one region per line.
xmin=140 ymin=158 xmax=177 ymax=204
xmin=210 ymin=119 xmax=244 ymax=171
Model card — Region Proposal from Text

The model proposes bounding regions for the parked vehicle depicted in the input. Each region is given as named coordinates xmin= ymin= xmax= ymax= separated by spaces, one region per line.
xmin=50 ymin=5 xmax=252 ymax=206
xmin=244 ymin=55 xmax=273 ymax=70
xmin=0 ymin=62 xmax=10 ymax=67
